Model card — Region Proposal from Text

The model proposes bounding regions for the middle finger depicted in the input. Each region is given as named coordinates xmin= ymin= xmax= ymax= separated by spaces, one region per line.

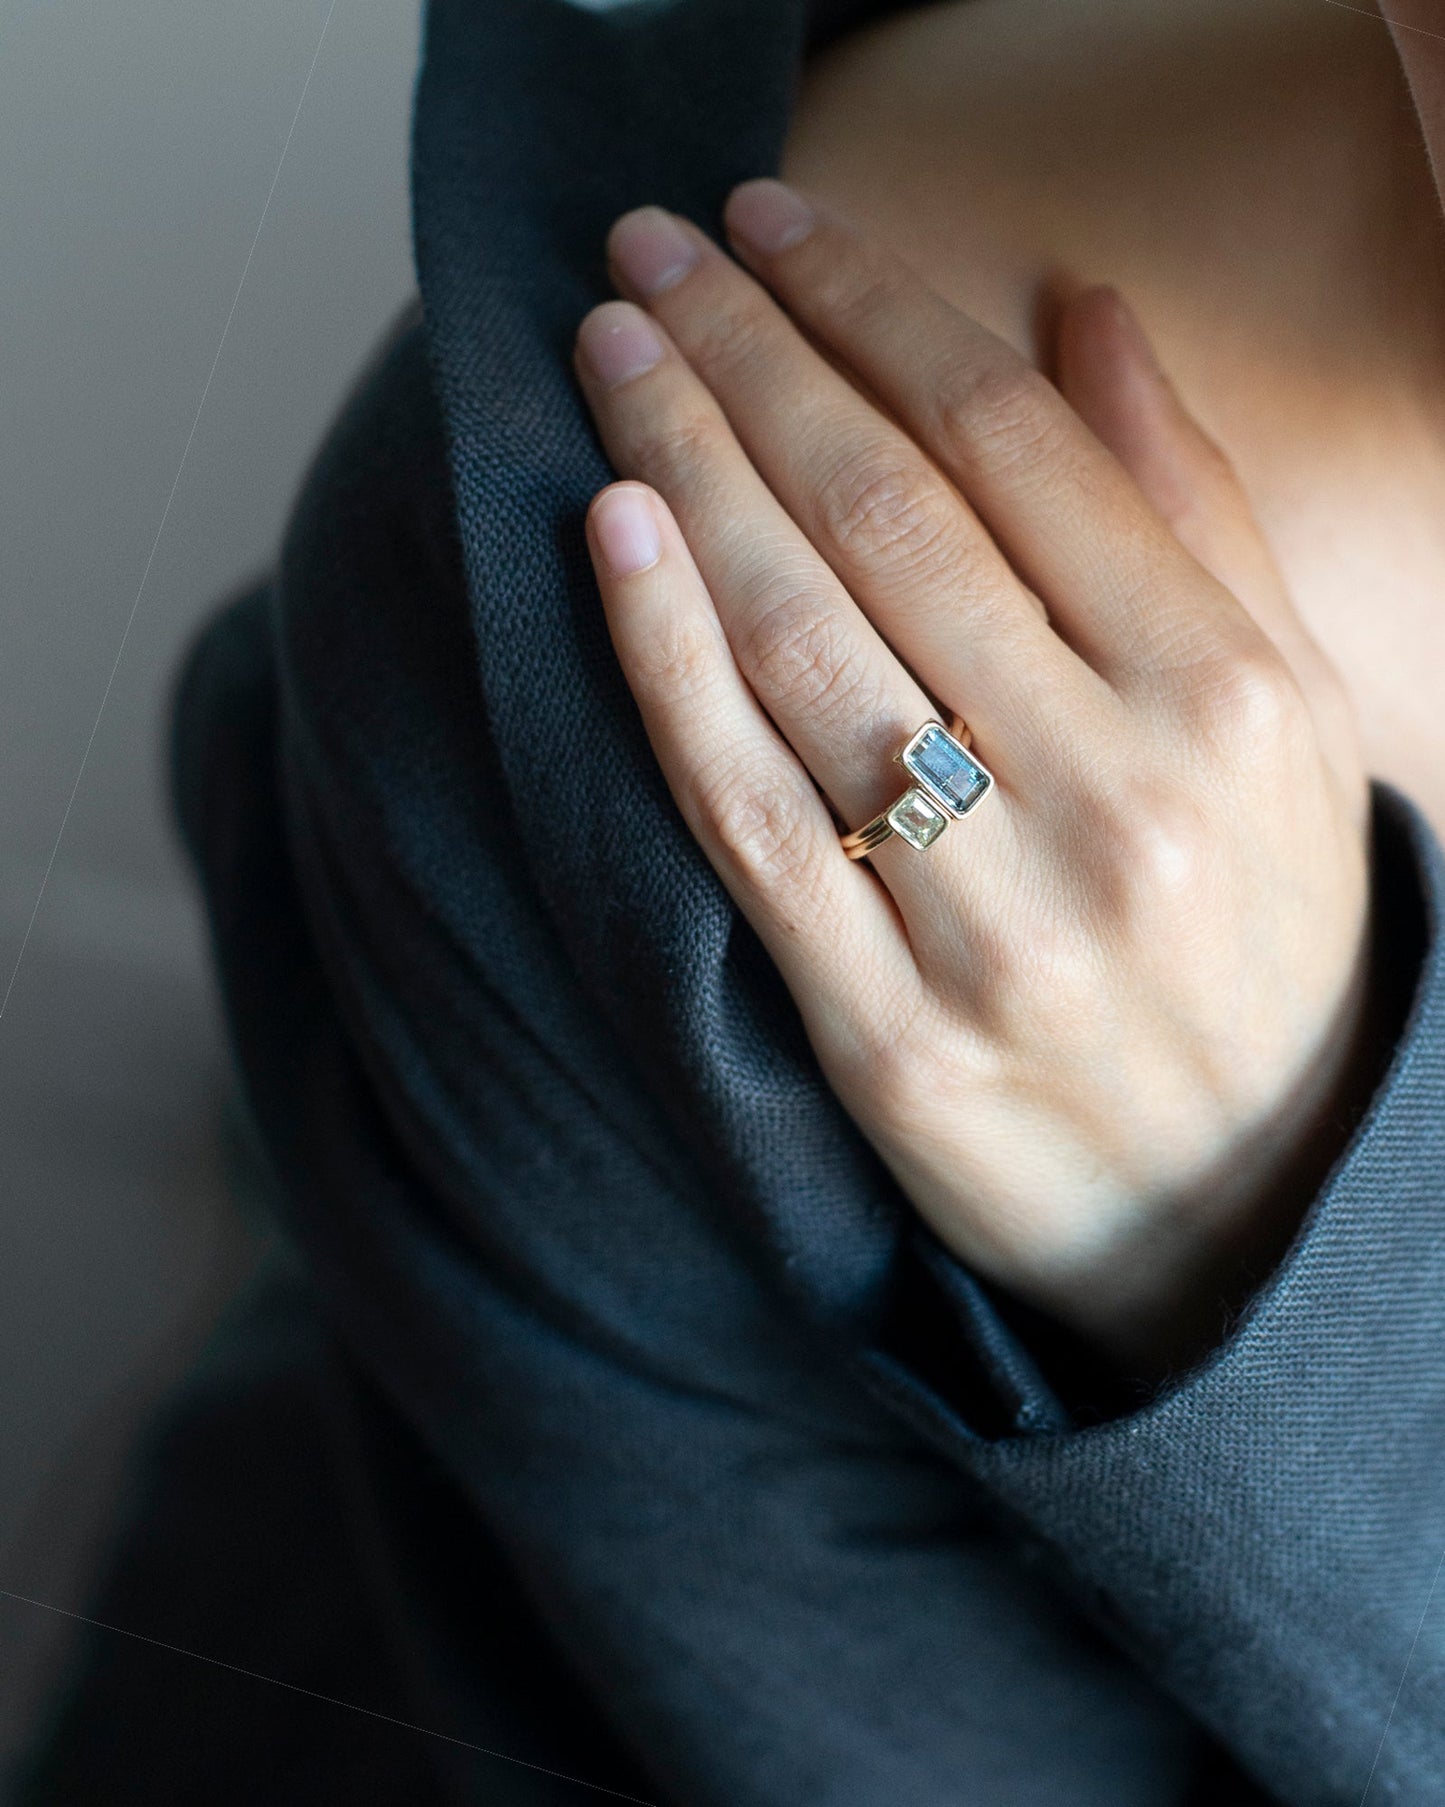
xmin=604 ymin=205 xmax=1103 ymax=784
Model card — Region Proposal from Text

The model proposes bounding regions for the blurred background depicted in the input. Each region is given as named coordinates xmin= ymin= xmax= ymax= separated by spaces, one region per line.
xmin=0 ymin=0 xmax=421 ymax=1788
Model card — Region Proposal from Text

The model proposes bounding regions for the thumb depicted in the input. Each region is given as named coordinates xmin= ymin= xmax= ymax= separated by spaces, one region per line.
xmin=1055 ymin=282 xmax=1362 ymax=804
xmin=1053 ymin=283 xmax=1284 ymax=618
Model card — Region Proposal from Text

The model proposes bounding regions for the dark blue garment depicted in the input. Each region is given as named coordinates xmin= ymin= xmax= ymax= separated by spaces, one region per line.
xmin=31 ymin=0 xmax=1445 ymax=1801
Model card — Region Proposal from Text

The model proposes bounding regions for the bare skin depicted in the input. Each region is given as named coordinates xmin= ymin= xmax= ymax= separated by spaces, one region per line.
xmin=565 ymin=0 xmax=1445 ymax=1372
xmin=782 ymin=0 xmax=1445 ymax=834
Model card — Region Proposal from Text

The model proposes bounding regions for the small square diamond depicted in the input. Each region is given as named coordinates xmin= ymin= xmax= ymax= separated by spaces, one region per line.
xmin=900 ymin=723 xmax=992 ymax=817
xmin=886 ymin=787 xmax=948 ymax=850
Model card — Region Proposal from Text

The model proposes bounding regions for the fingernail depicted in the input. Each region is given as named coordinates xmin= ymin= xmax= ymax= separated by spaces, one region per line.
xmin=724 ymin=179 xmax=816 ymax=256
xmin=592 ymin=486 xmax=661 ymax=577
xmin=608 ymin=206 xmax=700 ymax=296
xmin=577 ymin=301 xmax=665 ymax=389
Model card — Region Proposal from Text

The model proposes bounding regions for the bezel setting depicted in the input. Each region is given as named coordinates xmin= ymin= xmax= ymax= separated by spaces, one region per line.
xmin=896 ymin=721 xmax=993 ymax=819
xmin=884 ymin=786 xmax=949 ymax=851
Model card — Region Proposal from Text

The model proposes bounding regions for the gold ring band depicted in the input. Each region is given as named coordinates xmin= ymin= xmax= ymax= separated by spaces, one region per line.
xmin=841 ymin=715 xmax=994 ymax=861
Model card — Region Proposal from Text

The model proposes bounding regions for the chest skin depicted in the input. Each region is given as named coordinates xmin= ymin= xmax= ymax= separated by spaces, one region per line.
xmin=781 ymin=0 xmax=1445 ymax=835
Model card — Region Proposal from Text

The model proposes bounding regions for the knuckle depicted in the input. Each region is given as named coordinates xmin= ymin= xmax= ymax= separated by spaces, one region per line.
xmin=814 ymin=444 xmax=956 ymax=576
xmin=1188 ymin=639 xmax=1305 ymax=754
xmin=626 ymin=616 xmax=722 ymax=710
xmin=693 ymin=755 xmax=822 ymax=896
xmin=811 ymin=256 xmax=902 ymax=339
xmin=936 ymin=358 xmax=1062 ymax=477
xmin=687 ymin=301 xmax=767 ymax=379
xmin=1143 ymin=441 xmax=1245 ymax=552
xmin=630 ymin=408 xmax=722 ymax=484
xmin=742 ymin=582 xmax=875 ymax=729
xmin=1100 ymin=779 xmax=1213 ymax=918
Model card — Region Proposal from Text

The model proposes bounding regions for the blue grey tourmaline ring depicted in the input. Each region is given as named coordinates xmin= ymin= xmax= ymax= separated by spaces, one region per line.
xmin=840 ymin=717 xmax=994 ymax=859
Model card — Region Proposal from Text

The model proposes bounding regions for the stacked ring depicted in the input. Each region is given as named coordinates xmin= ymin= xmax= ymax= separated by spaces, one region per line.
xmin=841 ymin=715 xmax=994 ymax=860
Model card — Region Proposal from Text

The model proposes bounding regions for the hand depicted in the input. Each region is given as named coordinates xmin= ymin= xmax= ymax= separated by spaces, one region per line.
xmin=572 ymin=180 xmax=1374 ymax=1369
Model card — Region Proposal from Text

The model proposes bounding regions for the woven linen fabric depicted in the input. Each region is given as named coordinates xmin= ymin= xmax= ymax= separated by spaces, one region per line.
xmin=153 ymin=0 xmax=1445 ymax=1800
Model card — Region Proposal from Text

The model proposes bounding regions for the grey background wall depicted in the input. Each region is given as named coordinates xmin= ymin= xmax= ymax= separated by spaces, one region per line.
xmin=0 ymin=0 xmax=421 ymax=1783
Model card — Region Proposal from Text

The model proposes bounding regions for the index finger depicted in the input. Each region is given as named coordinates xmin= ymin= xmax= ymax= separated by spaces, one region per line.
xmin=584 ymin=478 xmax=925 ymax=1059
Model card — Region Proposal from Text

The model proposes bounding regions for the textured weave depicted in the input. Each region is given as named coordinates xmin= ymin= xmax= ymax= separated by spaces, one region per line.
xmin=164 ymin=0 xmax=1445 ymax=1800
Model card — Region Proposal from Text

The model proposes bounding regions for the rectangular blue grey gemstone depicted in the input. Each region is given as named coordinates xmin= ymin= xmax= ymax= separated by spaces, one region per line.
xmin=903 ymin=724 xmax=990 ymax=815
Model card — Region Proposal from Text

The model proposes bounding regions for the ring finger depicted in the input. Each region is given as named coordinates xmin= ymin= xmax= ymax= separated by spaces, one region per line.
xmin=604 ymin=205 xmax=1101 ymax=786
xmin=573 ymin=298 xmax=1026 ymax=913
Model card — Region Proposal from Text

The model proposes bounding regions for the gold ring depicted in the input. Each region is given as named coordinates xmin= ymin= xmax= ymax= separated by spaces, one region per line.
xmin=841 ymin=715 xmax=994 ymax=860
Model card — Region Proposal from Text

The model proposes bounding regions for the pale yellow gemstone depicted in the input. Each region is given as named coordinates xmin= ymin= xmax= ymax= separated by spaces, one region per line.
xmin=886 ymin=787 xmax=947 ymax=850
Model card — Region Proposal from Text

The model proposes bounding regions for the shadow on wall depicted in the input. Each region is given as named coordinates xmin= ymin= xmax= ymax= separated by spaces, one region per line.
xmin=0 ymin=0 xmax=421 ymax=1786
